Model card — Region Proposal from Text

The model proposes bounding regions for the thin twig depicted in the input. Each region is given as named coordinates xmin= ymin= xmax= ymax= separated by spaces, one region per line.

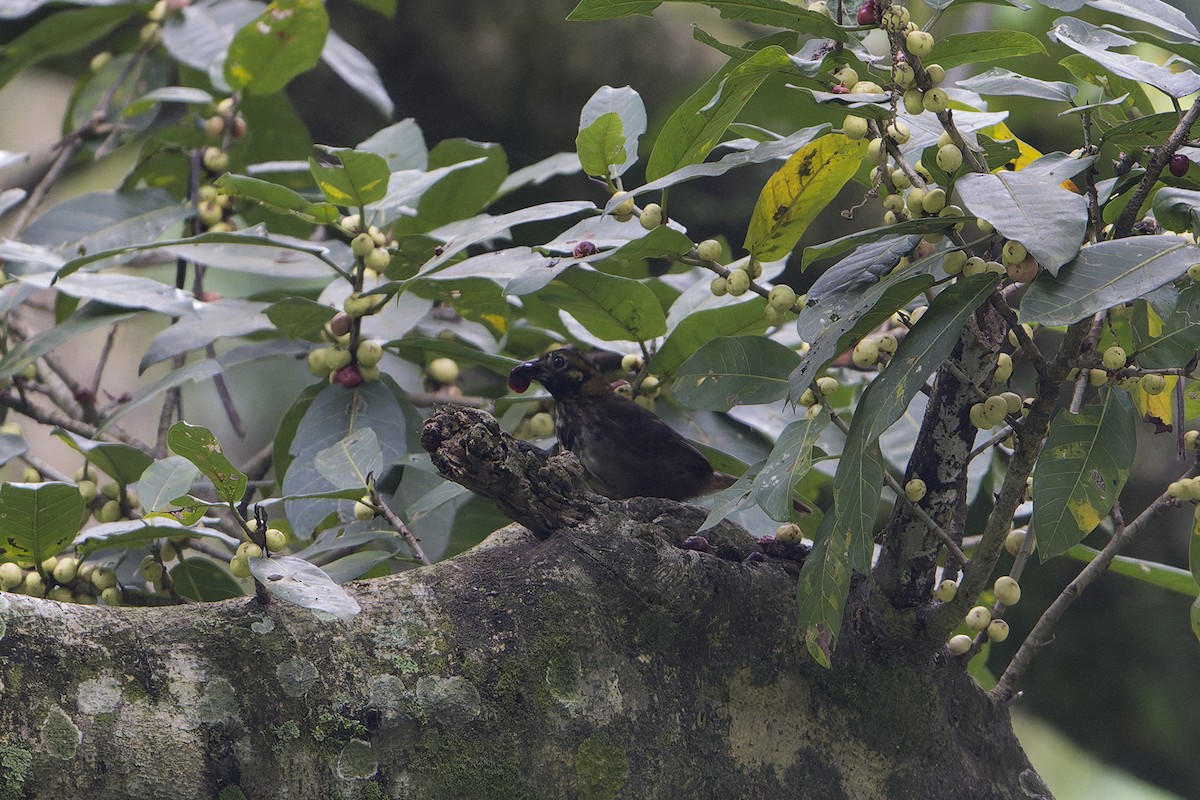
xmin=989 ymin=483 xmax=1186 ymax=705
xmin=371 ymin=490 xmax=432 ymax=566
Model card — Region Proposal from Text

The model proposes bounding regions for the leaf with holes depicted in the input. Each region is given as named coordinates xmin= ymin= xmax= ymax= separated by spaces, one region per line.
xmin=753 ymin=413 xmax=828 ymax=522
xmin=1033 ymin=390 xmax=1135 ymax=560
xmin=0 ymin=482 xmax=84 ymax=563
xmin=744 ymin=133 xmax=867 ymax=262
xmin=167 ymin=422 xmax=248 ymax=504
xmin=250 ymin=555 xmax=361 ymax=622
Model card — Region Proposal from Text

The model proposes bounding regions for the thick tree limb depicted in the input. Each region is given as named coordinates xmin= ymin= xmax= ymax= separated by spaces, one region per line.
xmin=0 ymin=406 xmax=1046 ymax=799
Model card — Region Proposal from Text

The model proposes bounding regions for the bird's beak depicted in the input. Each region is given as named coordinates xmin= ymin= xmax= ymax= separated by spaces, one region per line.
xmin=507 ymin=359 xmax=540 ymax=393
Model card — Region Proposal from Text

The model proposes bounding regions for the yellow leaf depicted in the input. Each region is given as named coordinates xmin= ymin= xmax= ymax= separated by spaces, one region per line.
xmin=1133 ymin=374 xmax=1177 ymax=431
xmin=743 ymin=134 xmax=866 ymax=262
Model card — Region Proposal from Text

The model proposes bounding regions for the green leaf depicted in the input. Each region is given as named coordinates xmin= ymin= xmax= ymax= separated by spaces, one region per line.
xmin=646 ymin=46 xmax=792 ymax=182
xmin=417 ymin=139 xmax=508 ymax=229
xmin=576 ymin=85 xmax=645 ymax=179
xmin=1103 ymin=112 xmax=1188 ymax=149
xmin=417 ymin=202 xmax=594 ymax=276
xmin=1086 ymin=0 xmax=1199 ymax=42
xmin=656 ymin=297 xmax=770 ymax=375
xmin=167 ymin=422 xmax=248 ymax=504
xmin=620 ymin=125 xmax=826 ymax=203
xmin=322 ymin=31 xmax=394 ymax=118
xmin=955 ymin=67 xmax=1077 ymax=102
xmin=955 ymin=171 xmax=1088 ymax=275
xmin=570 ymin=0 xmax=847 ymax=40
xmin=1050 ymin=17 xmax=1200 ymax=99
xmin=358 ymin=119 xmax=428 ymax=172
xmin=225 ymin=0 xmax=329 ymax=95
xmin=313 ymin=428 xmax=383 ymax=489
xmin=215 ymin=174 xmax=339 ymax=223
xmin=1033 ymin=390 xmax=1136 ymax=560
xmin=0 ymin=483 xmax=84 ymax=564
xmin=796 ymin=505 xmax=860 ymax=668
xmin=536 ymin=266 xmax=667 ymax=341
xmin=76 ymin=517 xmax=235 ymax=554
xmin=576 ymin=113 xmax=627 ymax=180
xmin=309 ymin=146 xmax=390 ymax=208
xmin=283 ymin=380 xmax=416 ymax=538
xmin=0 ymin=303 xmax=136 ymax=381
xmin=1151 ymin=188 xmax=1200 ymax=237
xmin=249 ymin=555 xmax=361 ymax=621
xmin=52 ymin=431 xmax=154 ymax=486
xmin=21 ymin=188 xmax=186 ymax=256
xmin=496 ymin=152 xmax=582 ymax=199
xmin=122 ymin=86 xmax=214 ymax=118
xmin=1064 ymin=545 xmax=1197 ymax=596
xmin=266 ymin=298 xmax=338 ymax=342
xmin=744 ymin=134 xmax=867 ymax=262
xmin=1021 ymin=236 xmax=1200 ymax=326
xmin=137 ymin=457 xmax=202 ymax=513
xmin=1133 ymin=284 xmax=1200 ymax=370
xmin=925 ymin=30 xmax=1046 ymax=70
xmin=672 ymin=336 xmax=800 ymax=411
xmin=409 ymin=276 xmax=511 ymax=337
xmin=0 ymin=5 xmax=135 ymax=92
xmin=1059 ymin=54 xmax=1152 ymax=119
xmin=18 ymin=271 xmax=196 ymax=318
xmin=171 ymin=558 xmax=245 ymax=602
xmin=752 ymin=414 xmax=829 ymax=521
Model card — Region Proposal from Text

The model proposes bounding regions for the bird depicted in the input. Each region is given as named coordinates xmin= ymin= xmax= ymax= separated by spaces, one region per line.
xmin=506 ymin=346 xmax=742 ymax=502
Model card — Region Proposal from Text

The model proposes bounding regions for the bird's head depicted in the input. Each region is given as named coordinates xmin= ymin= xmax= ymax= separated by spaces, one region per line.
xmin=507 ymin=346 xmax=611 ymax=400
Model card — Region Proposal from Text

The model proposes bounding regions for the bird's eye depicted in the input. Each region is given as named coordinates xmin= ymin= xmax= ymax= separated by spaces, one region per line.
xmin=550 ymin=352 xmax=567 ymax=369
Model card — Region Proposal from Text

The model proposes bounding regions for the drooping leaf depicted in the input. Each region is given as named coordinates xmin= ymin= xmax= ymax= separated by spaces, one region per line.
xmin=496 ymin=152 xmax=582 ymax=199
xmin=536 ymin=266 xmax=667 ymax=341
xmin=249 ymin=555 xmax=361 ymax=621
xmin=801 ymin=217 xmax=970 ymax=269
xmin=672 ymin=335 xmax=801 ymax=411
xmin=321 ymin=30 xmax=394 ymax=117
xmin=1133 ymin=284 xmax=1200 ymax=370
xmin=0 ymin=5 xmax=135 ymax=91
xmin=53 ymin=431 xmax=154 ymax=486
xmin=0 ymin=303 xmax=136 ymax=380
xmin=314 ymin=428 xmax=383 ymax=490
xmin=1151 ymin=188 xmax=1200 ymax=238
xmin=225 ymin=0 xmax=329 ymax=95
xmin=417 ymin=202 xmax=594 ymax=276
xmin=790 ymin=241 xmax=933 ymax=399
xmin=753 ymin=414 xmax=829 ymax=521
xmin=955 ymin=170 xmax=1088 ymax=275
xmin=955 ymin=67 xmax=1077 ymax=102
xmin=283 ymin=380 xmax=416 ymax=539
xmin=569 ymin=0 xmax=848 ymax=40
xmin=265 ymin=298 xmax=338 ymax=343
xmin=646 ymin=46 xmax=792 ymax=181
xmin=171 ymin=558 xmax=245 ymax=602
xmin=796 ymin=494 xmax=863 ymax=668
xmin=1021 ymin=236 xmax=1200 ymax=325
xmin=1033 ymin=389 xmax=1136 ymax=560
xmin=0 ymin=483 xmax=84 ymax=563
xmin=1068 ymin=544 xmax=1197 ymax=596
xmin=167 ymin=422 xmax=249 ymax=504
xmin=1049 ymin=17 xmax=1200 ymax=98
xmin=744 ymin=134 xmax=867 ymax=262
xmin=416 ymin=139 xmax=509 ymax=229
xmin=358 ymin=118 xmax=428 ymax=172
xmin=925 ymin=30 xmax=1046 ymax=69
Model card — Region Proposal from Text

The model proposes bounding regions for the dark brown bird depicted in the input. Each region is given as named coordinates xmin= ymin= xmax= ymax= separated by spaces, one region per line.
xmin=507 ymin=346 xmax=737 ymax=501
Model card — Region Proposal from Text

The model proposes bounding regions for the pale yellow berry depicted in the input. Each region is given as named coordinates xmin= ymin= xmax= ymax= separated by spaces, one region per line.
xmin=710 ymin=277 xmax=728 ymax=297
xmin=905 ymin=478 xmax=927 ymax=502
xmin=265 ymin=528 xmax=287 ymax=551
xmin=229 ymin=556 xmax=251 ymax=579
xmin=947 ymin=634 xmax=973 ymax=655
xmin=1141 ymin=373 xmax=1167 ymax=395
xmin=775 ymin=523 xmax=802 ymax=543
xmin=906 ymin=30 xmax=934 ymax=57
xmin=1001 ymin=240 xmax=1028 ymax=266
xmin=994 ymin=352 xmax=1013 ymax=383
xmin=1102 ymin=345 xmax=1127 ymax=371
xmin=696 ymin=239 xmax=722 ymax=262
xmin=935 ymin=579 xmax=958 ymax=602
xmin=935 ymin=143 xmax=962 ymax=172
xmin=427 ymin=357 xmax=460 ymax=384
xmin=965 ymin=605 xmax=992 ymax=631
xmin=843 ymin=115 xmax=869 ymax=140
xmin=986 ymin=619 xmax=1010 ymax=642
xmin=768 ymin=284 xmax=797 ymax=310
xmin=852 ymin=338 xmax=880 ymax=368
xmin=816 ymin=377 xmax=839 ymax=396
xmin=639 ymin=203 xmax=663 ymax=230
xmin=922 ymin=87 xmax=949 ymax=113
xmin=994 ymin=575 xmax=1021 ymax=606
xmin=726 ymin=269 xmax=751 ymax=297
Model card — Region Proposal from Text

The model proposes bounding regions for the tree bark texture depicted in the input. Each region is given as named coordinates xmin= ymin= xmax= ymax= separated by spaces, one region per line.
xmin=0 ymin=406 xmax=1048 ymax=799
